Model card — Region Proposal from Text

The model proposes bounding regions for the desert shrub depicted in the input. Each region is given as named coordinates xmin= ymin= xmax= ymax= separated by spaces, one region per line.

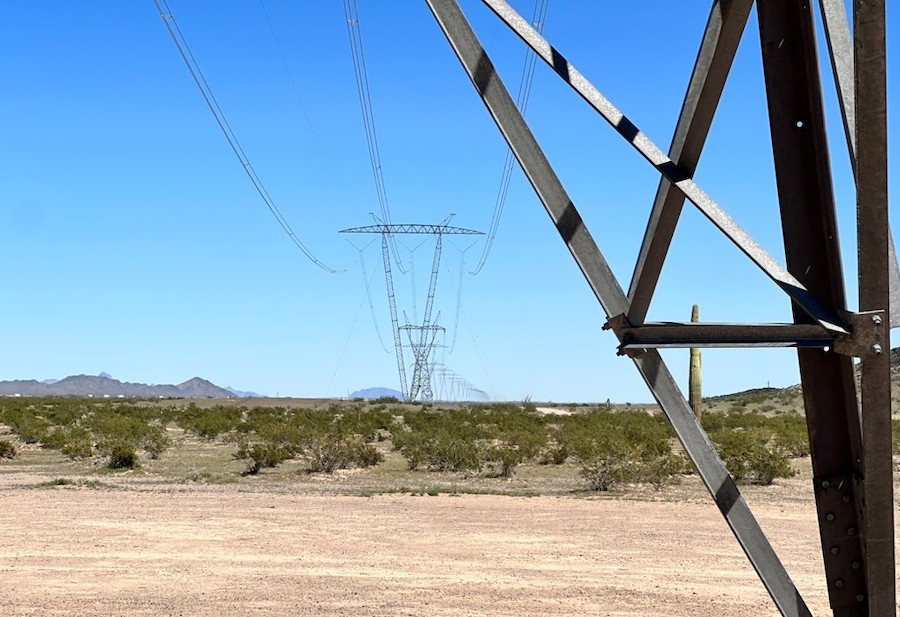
xmin=711 ymin=429 xmax=794 ymax=485
xmin=87 ymin=408 xmax=150 ymax=445
xmin=105 ymin=443 xmax=139 ymax=470
xmin=350 ymin=439 xmax=384 ymax=468
xmin=558 ymin=410 xmax=682 ymax=491
xmin=334 ymin=405 xmax=393 ymax=442
xmin=49 ymin=427 xmax=93 ymax=459
xmin=536 ymin=440 xmax=569 ymax=465
xmin=396 ymin=432 xmax=480 ymax=472
xmin=579 ymin=438 xmax=645 ymax=491
xmin=141 ymin=428 xmax=171 ymax=460
xmin=393 ymin=410 xmax=483 ymax=472
xmin=642 ymin=452 xmax=690 ymax=490
xmin=482 ymin=444 xmax=529 ymax=478
xmin=176 ymin=403 xmax=242 ymax=440
xmin=41 ymin=400 xmax=87 ymax=427
xmin=768 ymin=415 xmax=810 ymax=457
xmin=422 ymin=437 xmax=480 ymax=472
xmin=303 ymin=434 xmax=383 ymax=473
xmin=0 ymin=439 xmax=17 ymax=459
xmin=559 ymin=410 xmax=672 ymax=458
xmin=475 ymin=407 xmax=548 ymax=476
xmin=231 ymin=404 xmax=387 ymax=475
xmin=40 ymin=426 xmax=70 ymax=451
xmin=243 ymin=443 xmax=291 ymax=475
xmin=4 ymin=412 xmax=50 ymax=444
xmin=703 ymin=411 xmax=810 ymax=460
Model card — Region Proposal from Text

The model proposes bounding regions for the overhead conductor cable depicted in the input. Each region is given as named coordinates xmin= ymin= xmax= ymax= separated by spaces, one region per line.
xmin=152 ymin=0 xmax=338 ymax=273
xmin=471 ymin=0 xmax=550 ymax=275
xmin=343 ymin=0 xmax=407 ymax=273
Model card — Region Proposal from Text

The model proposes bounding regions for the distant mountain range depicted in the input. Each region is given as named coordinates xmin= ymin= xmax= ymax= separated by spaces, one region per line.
xmin=0 ymin=373 xmax=255 ymax=398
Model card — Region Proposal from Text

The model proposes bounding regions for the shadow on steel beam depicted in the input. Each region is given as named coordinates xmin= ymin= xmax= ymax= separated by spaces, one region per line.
xmin=714 ymin=476 xmax=741 ymax=517
xmin=557 ymin=202 xmax=584 ymax=246
xmin=473 ymin=49 xmax=497 ymax=98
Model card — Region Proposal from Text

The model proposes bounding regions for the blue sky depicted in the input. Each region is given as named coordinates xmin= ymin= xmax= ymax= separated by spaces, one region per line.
xmin=0 ymin=1 xmax=896 ymax=402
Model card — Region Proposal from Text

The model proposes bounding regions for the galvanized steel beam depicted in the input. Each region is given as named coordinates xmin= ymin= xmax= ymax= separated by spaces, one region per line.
xmin=819 ymin=8 xmax=897 ymax=605
xmin=818 ymin=0 xmax=900 ymax=328
xmin=627 ymin=0 xmax=753 ymax=325
xmin=853 ymin=0 xmax=895 ymax=613
xmin=425 ymin=1 xmax=813 ymax=614
xmin=609 ymin=321 xmax=836 ymax=352
xmin=756 ymin=1 xmax=869 ymax=613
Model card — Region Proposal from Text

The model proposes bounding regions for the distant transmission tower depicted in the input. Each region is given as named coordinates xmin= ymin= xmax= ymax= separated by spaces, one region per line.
xmin=400 ymin=320 xmax=444 ymax=401
xmin=340 ymin=218 xmax=482 ymax=401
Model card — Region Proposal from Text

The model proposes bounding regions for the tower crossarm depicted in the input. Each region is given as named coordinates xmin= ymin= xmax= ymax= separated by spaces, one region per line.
xmin=340 ymin=224 xmax=483 ymax=235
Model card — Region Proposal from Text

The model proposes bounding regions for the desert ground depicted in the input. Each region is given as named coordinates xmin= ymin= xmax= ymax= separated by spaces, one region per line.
xmin=3 ymin=464 xmax=881 ymax=616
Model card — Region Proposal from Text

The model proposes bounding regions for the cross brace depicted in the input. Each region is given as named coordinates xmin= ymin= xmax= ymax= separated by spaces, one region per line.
xmin=425 ymin=0 xmax=893 ymax=615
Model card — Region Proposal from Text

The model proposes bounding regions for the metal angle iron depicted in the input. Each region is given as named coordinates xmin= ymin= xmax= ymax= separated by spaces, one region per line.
xmin=425 ymin=0 xmax=894 ymax=615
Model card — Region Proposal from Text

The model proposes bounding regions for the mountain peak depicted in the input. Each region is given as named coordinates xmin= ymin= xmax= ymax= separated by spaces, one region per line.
xmin=0 ymin=375 xmax=245 ymax=398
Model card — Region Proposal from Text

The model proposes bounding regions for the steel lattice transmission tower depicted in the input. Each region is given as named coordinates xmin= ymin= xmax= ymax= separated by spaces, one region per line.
xmin=341 ymin=219 xmax=482 ymax=401
xmin=425 ymin=0 xmax=894 ymax=615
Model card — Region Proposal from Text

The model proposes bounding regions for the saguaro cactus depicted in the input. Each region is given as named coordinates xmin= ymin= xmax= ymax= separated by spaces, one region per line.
xmin=689 ymin=304 xmax=703 ymax=418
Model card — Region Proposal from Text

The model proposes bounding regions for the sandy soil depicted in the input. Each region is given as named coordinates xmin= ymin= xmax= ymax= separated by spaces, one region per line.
xmin=0 ymin=480 xmax=845 ymax=616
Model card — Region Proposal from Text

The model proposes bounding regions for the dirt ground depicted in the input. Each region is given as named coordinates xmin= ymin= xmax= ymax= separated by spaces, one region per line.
xmin=0 ymin=474 xmax=860 ymax=617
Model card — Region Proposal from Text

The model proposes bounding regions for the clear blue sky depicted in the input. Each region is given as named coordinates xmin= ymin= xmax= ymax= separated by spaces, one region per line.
xmin=0 ymin=1 xmax=896 ymax=402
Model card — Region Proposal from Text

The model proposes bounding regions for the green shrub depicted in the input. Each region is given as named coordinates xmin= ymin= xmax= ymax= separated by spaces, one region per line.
xmin=556 ymin=410 xmax=683 ymax=491
xmin=106 ymin=443 xmax=139 ymax=470
xmin=0 ymin=439 xmax=17 ymax=459
xmin=642 ymin=453 xmax=689 ymax=491
xmin=484 ymin=440 xmax=542 ymax=477
xmin=304 ymin=435 xmax=384 ymax=473
xmin=398 ymin=434 xmax=480 ymax=473
xmin=57 ymin=427 xmax=93 ymax=460
xmin=394 ymin=406 xmax=549 ymax=475
xmin=581 ymin=453 xmax=643 ymax=491
xmin=536 ymin=441 xmax=569 ymax=465
xmin=141 ymin=428 xmax=171 ymax=460
xmin=243 ymin=443 xmax=291 ymax=475
xmin=712 ymin=429 xmax=794 ymax=485
xmin=175 ymin=403 xmax=242 ymax=440
xmin=769 ymin=415 xmax=810 ymax=457
xmin=6 ymin=413 xmax=50 ymax=444
xmin=88 ymin=409 xmax=150 ymax=446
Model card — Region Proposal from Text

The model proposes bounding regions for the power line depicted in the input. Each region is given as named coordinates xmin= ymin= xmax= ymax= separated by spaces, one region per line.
xmin=470 ymin=0 xmax=550 ymax=275
xmin=444 ymin=239 xmax=477 ymax=355
xmin=342 ymin=0 xmax=407 ymax=273
xmin=257 ymin=0 xmax=344 ymax=191
xmin=152 ymin=0 xmax=338 ymax=273
xmin=350 ymin=239 xmax=391 ymax=353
